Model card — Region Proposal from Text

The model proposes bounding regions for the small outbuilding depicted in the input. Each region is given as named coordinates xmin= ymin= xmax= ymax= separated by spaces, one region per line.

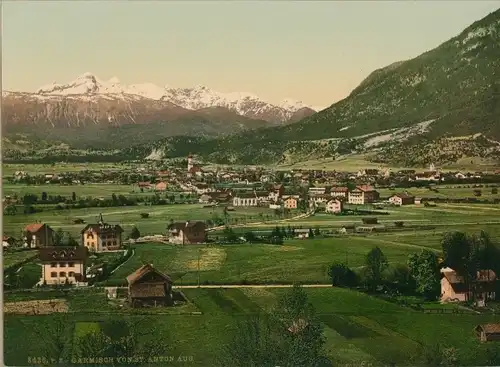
xmin=126 ymin=264 xmax=173 ymax=308
xmin=475 ymin=324 xmax=500 ymax=342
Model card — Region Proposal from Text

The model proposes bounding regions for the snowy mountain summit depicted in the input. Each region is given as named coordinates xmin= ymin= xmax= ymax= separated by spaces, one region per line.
xmin=32 ymin=73 xmax=321 ymax=122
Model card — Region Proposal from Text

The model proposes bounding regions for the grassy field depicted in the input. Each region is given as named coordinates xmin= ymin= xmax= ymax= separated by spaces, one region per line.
xmin=378 ymin=186 xmax=500 ymax=199
xmin=3 ymin=250 xmax=38 ymax=269
xmin=2 ymin=163 xmax=133 ymax=176
xmin=277 ymin=153 xmax=500 ymax=172
xmin=105 ymin=237 xmax=430 ymax=286
xmin=2 ymin=183 xmax=153 ymax=197
xmin=3 ymin=287 xmax=497 ymax=366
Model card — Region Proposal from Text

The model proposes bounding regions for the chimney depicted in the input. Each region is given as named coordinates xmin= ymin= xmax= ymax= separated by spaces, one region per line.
xmin=185 ymin=221 xmax=189 ymax=227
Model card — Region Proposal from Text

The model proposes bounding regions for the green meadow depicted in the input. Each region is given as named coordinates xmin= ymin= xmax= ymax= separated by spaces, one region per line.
xmin=3 ymin=287 xmax=497 ymax=366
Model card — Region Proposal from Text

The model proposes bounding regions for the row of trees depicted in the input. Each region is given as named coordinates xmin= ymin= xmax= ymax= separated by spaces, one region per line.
xmin=327 ymin=230 xmax=500 ymax=301
xmin=4 ymin=192 xmax=201 ymax=216
xmin=219 ymin=226 xmax=320 ymax=245
xmin=222 ymin=284 xmax=329 ymax=366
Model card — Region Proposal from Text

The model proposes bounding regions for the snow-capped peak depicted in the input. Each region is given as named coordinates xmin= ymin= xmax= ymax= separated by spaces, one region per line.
xmin=32 ymin=73 xmax=321 ymax=120
xmin=278 ymin=98 xmax=311 ymax=112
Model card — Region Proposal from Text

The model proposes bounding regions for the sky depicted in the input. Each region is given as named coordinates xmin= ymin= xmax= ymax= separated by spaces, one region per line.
xmin=2 ymin=1 xmax=499 ymax=107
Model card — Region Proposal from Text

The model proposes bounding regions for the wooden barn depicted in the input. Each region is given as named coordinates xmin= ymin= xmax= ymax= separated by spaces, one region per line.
xmin=126 ymin=264 xmax=173 ymax=308
xmin=475 ymin=324 xmax=500 ymax=342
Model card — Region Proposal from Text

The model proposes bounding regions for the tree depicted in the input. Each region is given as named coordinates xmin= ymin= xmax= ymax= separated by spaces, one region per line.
xmin=73 ymin=319 xmax=168 ymax=366
xmin=276 ymin=284 xmax=327 ymax=366
xmin=41 ymin=192 xmax=48 ymax=201
xmin=407 ymin=250 xmax=440 ymax=300
xmin=327 ymin=262 xmax=357 ymax=287
xmin=441 ymin=231 xmax=477 ymax=301
xmin=219 ymin=315 xmax=287 ymax=367
xmin=72 ymin=192 xmax=77 ymax=201
xmin=3 ymin=205 xmax=17 ymax=216
xmin=22 ymin=194 xmax=38 ymax=206
xmin=364 ymin=247 xmax=388 ymax=289
xmin=66 ymin=233 xmax=79 ymax=247
xmin=54 ymin=228 xmax=65 ymax=246
xmin=385 ymin=264 xmax=416 ymax=295
xmin=314 ymin=226 xmax=321 ymax=236
xmin=130 ymin=226 xmax=141 ymax=240
xmin=244 ymin=231 xmax=257 ymax=243
xmin=308 ymin=228 xmax=314 ymax=238
xmin=492 ymin=187 xmax=498 ymax=195
xmin=223 ymin=227 xmax=238 ymax=243
xmin=140 ymin=213 xmax=149 ymax=219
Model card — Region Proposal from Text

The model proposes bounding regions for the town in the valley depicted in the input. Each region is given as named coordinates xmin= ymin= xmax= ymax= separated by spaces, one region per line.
xmin=3 ymin=153 xmax=500 ymax=366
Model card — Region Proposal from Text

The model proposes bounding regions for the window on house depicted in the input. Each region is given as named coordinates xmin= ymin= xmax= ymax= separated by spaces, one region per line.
xmin=59 ymin=262 xmax=66 ymax=267
xmin=50 ymin=263 xmax=57 ymax=268
xmin=59 ymin=271 xmax=66 ymax=277
xmin=69 ymin=271 xmax=75 ymax=277
xmin=68 ymin=262 xmax=75 ymax=267
xmin=50 ymin=272 xmax=57 ymax=278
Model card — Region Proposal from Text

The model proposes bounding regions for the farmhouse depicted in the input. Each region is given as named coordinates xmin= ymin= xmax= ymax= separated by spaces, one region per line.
xmin=348 ymin=185 xmax=379 ymax=205
xmin=3 ymin=236 xmax=14 ymax=248
xmin=155 ymin=181 xmax=167 ymax=192
xmin=325 ymin=199 xmax=343 ymax=214
xmin=310 ymin=193 xmax=331 ymax=205
xmin=389 ymin=193 xmax=415 ymax=206
xmin=126 ymin=264 xmax=173 ymax=308
xmin=138 ymin=182 xmax=152 ymax=190
xmin=268 ymin=184 xmax=285 ymax=202
xmin=284 ymin=197 xmax=298 ymax=209
xmin=288 ymin=319 xmax=309 ymax=334
xmin=24 ymin=223 xmax=55 ymax=248
xmin=475 ymin=324 xmax=500 ymax=342
xmin=81 ymin=214 xmax=124 ymax=252
xmin=168 ymin=221 xmax=207 ymax=244
xmin=233 ymin=193 xmax=258 ymax=207
xmin=39 ymin=246 xmax=88 ymax=285
xmin=295 ymin=228 xmax=310 ymax=239
xmin=308 ymin=187 xmax=327 ymax=195
xmin=331 ymin=187 xmax=349 ymax=198
xmin=440 ymin=268 xmax=497 ymax=304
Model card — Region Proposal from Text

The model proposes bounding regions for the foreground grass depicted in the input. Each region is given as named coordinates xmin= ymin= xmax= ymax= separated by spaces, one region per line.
xmin=4 ymin=287 xmax=496 ymax=366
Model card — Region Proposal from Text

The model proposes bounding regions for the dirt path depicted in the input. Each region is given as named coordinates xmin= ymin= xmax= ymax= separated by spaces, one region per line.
xmin=208 ymin=210 xmax=314 ymax=232
xmin=354 ymin=236 xmax=438 ymax=251
xmin=175 ymin=284 xmax=331 ymax=289
xmin=109 ymin=249 xmax=135 ymax=275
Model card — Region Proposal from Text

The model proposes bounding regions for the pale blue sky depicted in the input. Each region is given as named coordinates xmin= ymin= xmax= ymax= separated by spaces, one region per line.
xmin=3 ymin=1 xmax=499 ymax=106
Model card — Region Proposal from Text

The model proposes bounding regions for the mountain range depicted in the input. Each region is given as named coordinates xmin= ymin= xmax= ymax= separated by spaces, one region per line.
xmin=2 ymin=73 xmax=320 ymax=149
xmin=123 ymin=8 xmax=500 ymax=167
xmin=3 ymin=8 xmax=500 ymax=167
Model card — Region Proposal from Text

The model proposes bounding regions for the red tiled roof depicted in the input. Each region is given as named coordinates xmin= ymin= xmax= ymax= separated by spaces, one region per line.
xmin=25 ymin=223 xmax=45 ymax=233
xmin=332 ymin=187 xmax=349 ymax=192
xmin=189 ymin=166 xmax=202 ymax=173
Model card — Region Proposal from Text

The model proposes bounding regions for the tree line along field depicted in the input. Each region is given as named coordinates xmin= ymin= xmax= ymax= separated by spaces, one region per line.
xmin=3 ymin=287 xmax=498 ymax=367
xmin=2 ymin=163 xmax=131 ymax=176
xmin=2 ymin=183 xmax=164 ymax=198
